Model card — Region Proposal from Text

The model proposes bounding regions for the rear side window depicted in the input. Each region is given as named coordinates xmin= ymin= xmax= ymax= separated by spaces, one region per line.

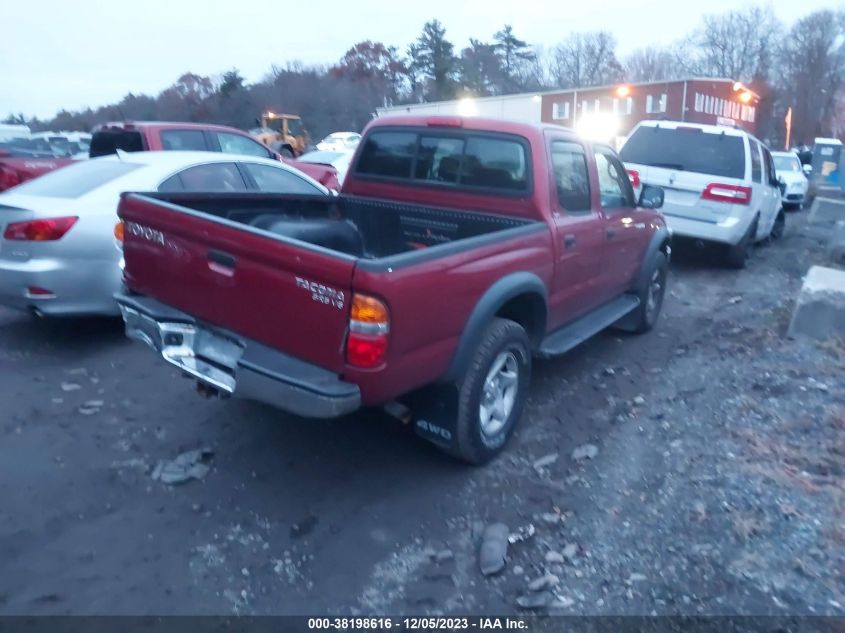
xmin=216 ymin=132 xmax=271 ymax=158
xmin=243 ymin=163 xmax=323 ymax=194
xmin=89 ymin=130 xmax=145 ymax=157
xmin=620 ymin=126 xmax=745 ymax=179
xmin=161 ymin=130 xmax=208 ymax=151
xmin=356 ymin=129 xmax=530 ymax=193
xmin=9 ymin=160 xmax=141 ymax=198
xmin=749 ymin=139 xmax=762 ymax=183
xmin=550 ymin=141 xmax=591 ymax=212
xmin=158 ymin=162 xmax=247 ymax=192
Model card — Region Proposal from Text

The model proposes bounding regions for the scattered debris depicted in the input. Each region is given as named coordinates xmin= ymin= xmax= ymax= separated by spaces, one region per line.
xmin=572 ymin=444 xmax=599 ymax=462
xmin=290 ymin=515 xmax=319 ymax=539
xmin=561 ymin=543 xmax=578 ymax=560
xmin=78 ymin=399 xmax=105 ymax=415
xmin=603 ymin=367 xmax=616 ymax=376
xmin=728 ymin=295 xmax=743 ymax=304
xmin=512 ymin=565 xmax=524 ymax=576
xmin=545 ymin=550 xmax=565 ymax=564
xmin=479 ymin=523 xmax=510 ymax=576
xmin=528 ymin=572 xmax=560 ymax=592
xmin=60 ymin=382 xmax=81 ymax=392
xmin=626 ymin=572 xmax=648 ymax=584
xmin=151 ymin=447 xmax=213 ymax=485
xmin=532 ymin=453 xmax=558 ymax=471
xmin=516 ymin=590 xmax=554 ymax=609
xmin=549 ymin=595 xmax=576 ymax=609
xmin=435 ymin=549 xmax=454 ymax=563
xmin=540 ymin=512 xmax=563 ymax=525
xmin=632 ymin=395 xmax=646 ymax=406
xmin=507 ymin=523 xmax=535 ymax=544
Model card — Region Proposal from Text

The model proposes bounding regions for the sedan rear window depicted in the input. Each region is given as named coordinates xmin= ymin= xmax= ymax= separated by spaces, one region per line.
xmin=9 ymin=160 xmax=142 ymax=198
xmin=355 ymin=130 xmax=530 ymax=193
xmin=620 ymin=126 xmax=745 ymax=179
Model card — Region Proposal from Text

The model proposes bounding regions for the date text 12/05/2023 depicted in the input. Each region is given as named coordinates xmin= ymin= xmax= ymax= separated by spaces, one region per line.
xmin=306 ymin=617 xmax=529 ymax=629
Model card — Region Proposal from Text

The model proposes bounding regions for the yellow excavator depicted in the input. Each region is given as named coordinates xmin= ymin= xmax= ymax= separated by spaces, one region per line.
xmin=250 ymin=111 xmax=310 ymax=158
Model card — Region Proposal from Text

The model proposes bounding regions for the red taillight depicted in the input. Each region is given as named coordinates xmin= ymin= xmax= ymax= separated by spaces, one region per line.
xmin=0 ymin=167 xmax=20 ymax=191
xmin=701 ymin=183 xmax=752 ymax=205
xmin=3 ymin=216 xmax=78 ymax=241
xmin=627 ymin=169 xmax=640 ymax=188
xmin=346 ymin=293 xmax=389 ymax=369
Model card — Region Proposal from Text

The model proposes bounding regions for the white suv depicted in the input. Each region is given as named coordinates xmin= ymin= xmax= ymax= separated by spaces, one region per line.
xmin=620 ymin=120 xmax=784 ymax=268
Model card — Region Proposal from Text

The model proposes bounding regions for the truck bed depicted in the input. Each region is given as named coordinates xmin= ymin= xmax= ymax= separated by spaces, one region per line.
xmin=137 ymin=192 xmax=536 ymax=261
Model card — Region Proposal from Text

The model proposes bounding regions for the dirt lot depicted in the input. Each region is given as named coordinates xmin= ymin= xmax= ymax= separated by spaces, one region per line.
xmin=0 ymin=211 xmax=842 ymax=616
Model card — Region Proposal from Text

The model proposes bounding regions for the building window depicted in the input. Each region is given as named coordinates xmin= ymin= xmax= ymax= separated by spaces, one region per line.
xmin=594 ymin=98 xmax=601 ymax=112
xmin=646 ymin=94 xmax=667 ymax=114
xmin=581 ymin=100 xmax=590 ymax=114
xmin=694 ymin=93 xmax=704 ymax=112
xmin=624 ymin=97 xmax=633 ymax=115
xmin=552 ymin=102 xmax=570 ymax=120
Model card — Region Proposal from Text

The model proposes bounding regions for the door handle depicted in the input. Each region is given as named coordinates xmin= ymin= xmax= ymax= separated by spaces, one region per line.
xmin=563 ymin=234 xmax=576 ymax=249
xmin=208 ymin=250 xmax=236 ymax=276
xmin=606 ymin=228 xmax=617 ymax=240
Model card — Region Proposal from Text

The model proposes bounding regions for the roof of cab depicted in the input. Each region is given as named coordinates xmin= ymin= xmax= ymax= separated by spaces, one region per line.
xmin=366 ymin=115 xmax=577 ymax=141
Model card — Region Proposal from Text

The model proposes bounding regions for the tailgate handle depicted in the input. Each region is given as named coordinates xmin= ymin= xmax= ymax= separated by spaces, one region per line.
xmin=208 ymin=250 xmax=236 ymax=276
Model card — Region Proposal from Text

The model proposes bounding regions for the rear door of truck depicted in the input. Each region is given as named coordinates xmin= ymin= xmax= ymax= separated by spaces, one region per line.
xmin=119 ymin=194 xmax=354 ymax=373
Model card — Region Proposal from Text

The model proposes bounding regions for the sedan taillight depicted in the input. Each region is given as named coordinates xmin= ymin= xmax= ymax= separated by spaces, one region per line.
xmin=3 ymin=216 xmax=78 ymax=241
xmin=701 ymin=183 xmax=752 ymax=205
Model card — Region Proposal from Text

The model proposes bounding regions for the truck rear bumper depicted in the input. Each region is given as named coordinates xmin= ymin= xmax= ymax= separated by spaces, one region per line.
xmin=115 ymin=292 xmax=361 ymax=419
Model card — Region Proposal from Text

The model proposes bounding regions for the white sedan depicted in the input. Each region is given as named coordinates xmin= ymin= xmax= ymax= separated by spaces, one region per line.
xmin=772 ymin=151 xmax=809 ymax=209
xmin=0 ymin=151 xmax=330 ymax=317
xmin=315 ymin=132 xmax=361 ymax=152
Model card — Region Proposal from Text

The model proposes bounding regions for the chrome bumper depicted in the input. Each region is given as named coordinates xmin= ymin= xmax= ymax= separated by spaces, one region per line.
xmin=116 ymin=293 xmax=361 ymax=419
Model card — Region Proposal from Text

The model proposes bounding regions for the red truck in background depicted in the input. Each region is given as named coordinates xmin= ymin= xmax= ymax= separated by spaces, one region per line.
xmin=116 ymin=115 xmax=670 ymax=464
xmin=0 ymin=121 xmax=341 ymax=192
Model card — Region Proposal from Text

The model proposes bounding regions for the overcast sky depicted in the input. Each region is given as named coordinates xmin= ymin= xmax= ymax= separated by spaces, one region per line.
xmin=0 ymin=0 xmax=831 ymax=119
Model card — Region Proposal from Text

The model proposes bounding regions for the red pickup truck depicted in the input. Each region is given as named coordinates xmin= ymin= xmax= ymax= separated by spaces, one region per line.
xmin=116 ymin=115 xmax=670 ymax=463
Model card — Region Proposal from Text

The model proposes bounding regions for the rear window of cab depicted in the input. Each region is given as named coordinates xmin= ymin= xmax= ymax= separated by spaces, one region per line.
xmin=354 ymin=129 xmax=531 ymax=193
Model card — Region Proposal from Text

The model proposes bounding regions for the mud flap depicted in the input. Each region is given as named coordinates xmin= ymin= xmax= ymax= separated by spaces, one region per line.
xmin=402 ymin=383 xmax=460 ymax=452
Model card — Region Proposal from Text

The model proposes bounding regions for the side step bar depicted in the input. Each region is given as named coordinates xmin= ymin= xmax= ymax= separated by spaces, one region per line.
xmin=538 ymin=294 xmax=640 ymax=358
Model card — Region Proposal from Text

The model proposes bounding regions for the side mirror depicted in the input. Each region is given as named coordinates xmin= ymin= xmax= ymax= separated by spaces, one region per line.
xmin=803 ymin=164 xmax=813 ymax=177
xmin=638 ymin=184 xmax=664 ymax=209
xmin=777 ymin=177 xmax=786 ymax=195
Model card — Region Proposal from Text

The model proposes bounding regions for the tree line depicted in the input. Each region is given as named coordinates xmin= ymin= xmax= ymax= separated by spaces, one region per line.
xmin=6 ymin=6 xmax=844 ymax=146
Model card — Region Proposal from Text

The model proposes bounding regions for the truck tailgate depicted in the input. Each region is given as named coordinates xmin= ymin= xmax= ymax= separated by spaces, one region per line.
xmin=119 ymin=194 xmax=354 ymax=374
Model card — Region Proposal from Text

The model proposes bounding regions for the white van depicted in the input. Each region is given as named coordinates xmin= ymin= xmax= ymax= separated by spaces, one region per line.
xmin=620 ymin=120 xmax=784 ymax=268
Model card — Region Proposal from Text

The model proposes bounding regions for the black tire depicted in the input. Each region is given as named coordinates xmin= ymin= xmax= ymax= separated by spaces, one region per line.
xmin=770 ymin=209 xmax=785 ymax=241
xmin=449 ymin=318 xmax=531 ymax=465
xmin=626 ymin=251 xmax=668 ymax=334
xmin=725 ymin=216 xmax=758 ymax=269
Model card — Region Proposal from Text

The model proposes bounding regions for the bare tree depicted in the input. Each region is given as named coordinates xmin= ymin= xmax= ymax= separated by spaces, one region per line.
xmin=778 ymin=9 xmax=845 ymax=142
xmin=691 ymin=6 xmax=782 ymax=81
xmin=549 ymin=31 xmax=623 ymax=88
xmin=624 ymin=46 xmax=681 ymax=82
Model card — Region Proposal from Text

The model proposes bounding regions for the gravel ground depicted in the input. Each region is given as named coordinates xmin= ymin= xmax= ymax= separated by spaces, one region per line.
xmin=0 ymin=210 xmax=842 ymax=616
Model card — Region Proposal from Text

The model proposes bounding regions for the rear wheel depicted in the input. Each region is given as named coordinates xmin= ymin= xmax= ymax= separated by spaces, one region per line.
xmin=726 ymin=216 xmax=758 ymax=269
xmin=449 ymin=318 xmax=531 ymax=464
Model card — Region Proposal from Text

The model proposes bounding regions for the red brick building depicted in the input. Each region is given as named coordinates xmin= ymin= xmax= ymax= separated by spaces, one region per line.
xmin=378 ymin=78 xmax=760 ymax=142
xmin=540 ymin=78 xmax=759 ymax=136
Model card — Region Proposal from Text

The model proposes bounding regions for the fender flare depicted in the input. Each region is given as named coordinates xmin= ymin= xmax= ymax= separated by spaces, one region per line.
xmin=633 ymin=225 xmax=671 ymax=292
xmin=443 ymin=272 xmax=548 ymax=383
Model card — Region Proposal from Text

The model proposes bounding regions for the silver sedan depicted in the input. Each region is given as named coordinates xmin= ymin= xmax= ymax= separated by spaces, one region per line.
xmin=0 ymin=151 xmax=330 ymax=316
